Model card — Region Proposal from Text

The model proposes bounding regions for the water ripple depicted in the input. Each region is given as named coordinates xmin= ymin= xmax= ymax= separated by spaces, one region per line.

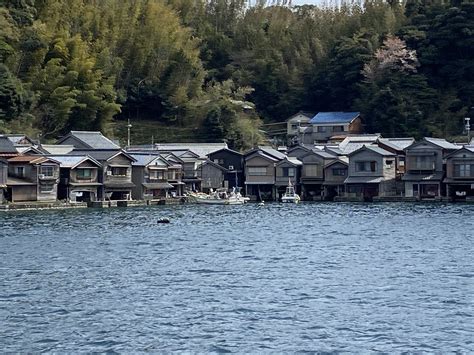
xmin=0 ymin=203 xmax=473 ymax=352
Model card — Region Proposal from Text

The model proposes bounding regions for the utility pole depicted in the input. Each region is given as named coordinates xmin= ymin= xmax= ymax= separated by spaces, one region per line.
xmin=127 ymin=119 xmax=132 ymax=148
xmin=465 ymin=117 xmax=471 ymax=144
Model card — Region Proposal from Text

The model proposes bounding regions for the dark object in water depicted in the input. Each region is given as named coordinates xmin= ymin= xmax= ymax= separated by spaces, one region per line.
xmin=157 ymin=218 xmax=170 ymax=224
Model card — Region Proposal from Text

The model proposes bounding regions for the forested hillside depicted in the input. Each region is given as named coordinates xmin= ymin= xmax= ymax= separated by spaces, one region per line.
xmin=0 ymin=0 xmax=473 ymax=149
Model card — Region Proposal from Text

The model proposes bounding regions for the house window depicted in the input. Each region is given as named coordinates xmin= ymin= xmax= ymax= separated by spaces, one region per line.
xmin=355 ymin=161 xmax=377 ymax=172
xmin=167 ymin=170 xmax=176 ymax=180
xmin=77 ymin=169 xmax=92 ymax=179
xmin=149 ymin=170 xmax=166 ymax=180
xmin=414 ymin=156 xmax=435 ymax=170
xmin=282 ymin=167 xmax=295 ymax=177
xmin=304 ymin=164 xmax=320 ymax=177
xmin=248 ymin=167 xmax=267 ymax=176
xmin=333 ymin=126 xmax=345 ymax=132
xmin=291 ymin=124 xmax=298 ymax=130
xmin=399 ymin=157 xmax=405 ymax=167
xmin=413 ymin=184 xmax=419 ymax=196
xmin=16 ymin=166 xmax=25 ymax=177
xmin=41 ymin=166 xmax=54 ymax=176
xmin=317 ymin=126 xmax=326 ymax=133
xmin=111 ymin=167 xmax=128 ymax=176
xmin=332 ymin=168 xmax=346 ymax=176
xmin=454 ymin=164 xmax=474 ymax=177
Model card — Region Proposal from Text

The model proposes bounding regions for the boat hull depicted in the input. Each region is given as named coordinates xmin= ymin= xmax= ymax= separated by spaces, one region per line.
xmin=194 ymin=198 xmax=244 ymax=205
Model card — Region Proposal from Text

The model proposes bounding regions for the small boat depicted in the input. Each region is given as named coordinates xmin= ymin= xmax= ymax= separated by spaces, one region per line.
xmin=187 ymin=188 xmax=247 ymax=205
xmin=281 ymin=180 xmax=301 ymax=204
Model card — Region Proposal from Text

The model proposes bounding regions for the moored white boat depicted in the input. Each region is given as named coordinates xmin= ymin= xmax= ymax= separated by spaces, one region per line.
xmin=187 ymin=188 xmax=247 ymax=205
xmin=281 ymin=180 xmax=301 ymax=204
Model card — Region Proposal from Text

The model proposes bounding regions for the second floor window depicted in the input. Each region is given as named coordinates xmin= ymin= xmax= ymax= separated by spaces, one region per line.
xmin=333 ymin=126 xmax=345 ymax=132
xmin=248 ymin=167 xmax=267 ymax=176
xmin=111 ymin=167 xmax=127 ymax=176
xmin=149 ymin=170 xmax=165 ymax=180
xmin=317 ymin=126 xmax=327 ymax=133
xmin=41 ymin=166 xmax=54 ymax=177
xmin=332 ymin=168 xmax=346 ymax=176
xmin=281 ymin=167 xmax=295 ymax=177
xmin=77 ymin=169 xmax=92 ymax=179
xmin=412 ymin=155 xmax=435 ymax=170
xmin=304 ymin=164 xmax=321 ymax=177
xmin=454 ymin=164 xmax=473 ymax=177
xmin=355 ymin=161 xmax=377 ymax=172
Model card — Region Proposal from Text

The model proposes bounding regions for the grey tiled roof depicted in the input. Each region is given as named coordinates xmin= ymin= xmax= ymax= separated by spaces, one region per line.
xmin=41 ymin=145 xmax=75 ymax=155
xmin=310 ymin=148 xmax=337 ymax=159
xmin=46 ymin=155 xmax=101 ymax=168
xmin=0 ymin=137 xmax=17 ymax=153
xmin=364 ymin=145 xmax=396 ymax=156
xmin=68 ymin=149 xmax=135 ymax=162
xmin=64 ymin=131 xmax=121 ymax=149
xmin=130 ymin=153 xmax=169 ymax=167
xmin=154 ymin=143 xmax=228 ymax=158
xmin=424 ymin=137 xmax=459 ymax=150
xmin=258 ymin=146 xmax=286 ymax=160
xmin=377 ymin=138 xmax=415 ymax=151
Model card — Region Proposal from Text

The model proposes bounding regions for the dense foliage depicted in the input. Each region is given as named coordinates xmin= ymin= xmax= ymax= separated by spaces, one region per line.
xmin=0 ymin=0 xmax=473 ymax=149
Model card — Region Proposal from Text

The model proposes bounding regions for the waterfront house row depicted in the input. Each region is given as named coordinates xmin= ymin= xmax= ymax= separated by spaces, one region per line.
xmin=1 ymin=131 xmax=474 ymax=203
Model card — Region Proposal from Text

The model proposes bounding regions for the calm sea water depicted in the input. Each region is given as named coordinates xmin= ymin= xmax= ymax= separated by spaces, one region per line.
xmin=0 ymin=203 xmax=473 ymax=352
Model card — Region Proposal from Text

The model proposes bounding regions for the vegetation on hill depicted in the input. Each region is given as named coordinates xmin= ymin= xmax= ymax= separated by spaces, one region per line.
xmin=0 ymin=0 xmax=473 ymax=150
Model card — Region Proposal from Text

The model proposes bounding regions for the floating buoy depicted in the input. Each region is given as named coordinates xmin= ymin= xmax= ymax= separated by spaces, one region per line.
xmin=157 ymin=218 xmax=170 ymax=224
xmin=258 ymin=202 xmax=265 ymax=206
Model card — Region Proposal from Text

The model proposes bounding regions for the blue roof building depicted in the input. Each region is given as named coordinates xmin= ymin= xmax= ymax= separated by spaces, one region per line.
xmin=309 ymin=112 xmax=360 ymax=124
xmin=302 ymin=112 xmax=363 ymax=144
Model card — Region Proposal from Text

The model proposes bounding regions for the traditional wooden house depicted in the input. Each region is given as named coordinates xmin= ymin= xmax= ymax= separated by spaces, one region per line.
xmin=159 ymin=149 xmax=203 ymax=192
xmin=299 ymin=149 xmax=337 ymax=200
xmin=323 ymin=159 xmax=349 ymax=201
xmin=130 ymin=153 xmax=174 ymax=200
xmin=159 ymin=152 xmax=184 ymax=196
xmin=0 ymin=158 xmax=7 ymax=203
xmin=305 ymin=112 xmax=363 ymax=143
xmin=207 ymin=148 xmax=244 ymax=189
xmin=343 ymin=145 xmax=397 ymax=201
xmin=197 ymin=159 xmax=228 ymax=192
xmin=402 ymin=138 xmax=459 ymax=199
xmin=244 ymin=146 xmax=286 ymax=201
xmin=49 ymin=155 xmax=102 ymax=202
xmin=286 ymin=111 xmax=314 ymax=140
xmin=57 ymin=131 xmax=121 ymax=150
xmin=444 ymin=146 xmax=474 ymax=201
xmin=6 ymin=156 xmax=60 ymax=202
xmin=69 ymin=150 xmax=136 ymax=200
xmin=376 ymin=138 xmax=415 ymax=176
